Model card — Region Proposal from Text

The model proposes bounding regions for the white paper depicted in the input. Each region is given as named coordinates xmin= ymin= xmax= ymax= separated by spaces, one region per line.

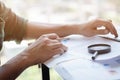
xmin=45 ymin=35 xmax=120 ymax=67
xmin=55 ymin=58 xmax=120 ymax=80
xmin=45 ymin=35 xmax=120 ymax=80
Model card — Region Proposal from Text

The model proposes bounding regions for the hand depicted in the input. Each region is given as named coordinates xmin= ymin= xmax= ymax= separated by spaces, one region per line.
xmin=79 ymin=18 xmax=118 ymax=37
xmin=22 ymin=33 xmax=67 ymax=65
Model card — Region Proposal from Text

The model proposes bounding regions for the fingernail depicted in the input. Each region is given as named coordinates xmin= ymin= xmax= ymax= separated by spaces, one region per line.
xmin=64 ymin=47 xmax=68 ymax=52
xmin=115 ymin=35 xmax=118 ymax=38
xmin=64 ymin=49 xmax=67 ymax=52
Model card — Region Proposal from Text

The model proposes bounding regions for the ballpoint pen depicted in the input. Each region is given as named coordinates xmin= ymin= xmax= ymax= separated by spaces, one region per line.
xmin=100 ymin=36 xmax=120 ymax=42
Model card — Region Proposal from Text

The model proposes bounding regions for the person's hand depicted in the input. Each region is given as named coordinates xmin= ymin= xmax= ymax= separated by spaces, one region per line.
xmin=79 ymin=18 xmax=118 ymax=37
xmin=22 ymin=33 xmax=67 ymax=65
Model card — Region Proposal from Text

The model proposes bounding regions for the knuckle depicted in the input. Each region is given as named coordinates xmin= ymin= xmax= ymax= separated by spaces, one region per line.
xmin=94 ymin=18 xmax=100 ymax=22
xmin=51 ymin=33 xmax=57 ymax=36
xmin=41 ymin=34 xmax=48 ymax=38
xmin=56 ymin=43 xmax=63 ymax=47
xmin=42 ymin=38 xmax=50 ymax=44
xmin=59 ymin=43 xmax=63 ymax=47
xmin=107 ymin=21 xmax=111 ymax=24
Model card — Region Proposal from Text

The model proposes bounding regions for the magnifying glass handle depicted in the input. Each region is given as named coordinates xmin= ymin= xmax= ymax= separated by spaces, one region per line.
xmin=92 ymin=51 xmax=98 ymax=60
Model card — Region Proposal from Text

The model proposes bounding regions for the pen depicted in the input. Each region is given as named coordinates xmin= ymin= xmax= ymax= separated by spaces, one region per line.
xmin=100 ymin=36 xmax=120 ymax=42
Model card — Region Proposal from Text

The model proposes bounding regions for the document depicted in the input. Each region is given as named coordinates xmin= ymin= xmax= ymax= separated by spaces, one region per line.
xmin=45 ymin=35 xmax=120 ymax=67
xmin=55 ymin=58 xmax=120 ymax=80
xmin=45 ymin=35 xmax=120 ymax=80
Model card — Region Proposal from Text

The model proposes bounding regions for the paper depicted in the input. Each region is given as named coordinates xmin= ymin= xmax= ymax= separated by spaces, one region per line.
xmin=45 ymin=35 xmax=120 ymax=67
xmin=45 ymin=35 xmax=120 ymax=80
xmin=55 ymin=58 xmax=120 ymax=80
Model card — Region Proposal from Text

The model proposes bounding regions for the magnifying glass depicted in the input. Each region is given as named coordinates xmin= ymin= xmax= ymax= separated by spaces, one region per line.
xmin=88 ymin=44 xmax=111 ymax=60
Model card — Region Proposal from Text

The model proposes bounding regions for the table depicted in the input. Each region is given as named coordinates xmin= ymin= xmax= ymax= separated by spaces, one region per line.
xmin=45 ymin=35 xmax=120 ymax=80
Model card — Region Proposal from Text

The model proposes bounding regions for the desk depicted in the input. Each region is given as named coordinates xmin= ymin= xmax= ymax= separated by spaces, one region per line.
xmin=45 ymin=35 xmax=120 ymax=80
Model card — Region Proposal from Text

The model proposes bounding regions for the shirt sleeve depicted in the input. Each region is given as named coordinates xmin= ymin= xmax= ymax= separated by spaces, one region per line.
xmin=0 ymin=1 xmax=27 ymax=43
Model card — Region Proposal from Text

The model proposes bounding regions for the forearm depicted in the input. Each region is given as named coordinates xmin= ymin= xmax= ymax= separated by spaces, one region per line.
xmin=25 ymin=21 xmax=82 ymax=39
xmin=0 ymin=52 xmax=31 ymax=80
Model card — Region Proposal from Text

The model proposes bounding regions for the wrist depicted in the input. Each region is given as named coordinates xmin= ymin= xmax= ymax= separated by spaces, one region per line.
xmin=18 ymin=51 xmax=35 ymax=67
xmin=68 ymin=24 xmax=84 ymax=35
xmin=5 ymin=52 xmax=32 ymax=70
xmin=0 ymin=52 xmax=32 ymax=80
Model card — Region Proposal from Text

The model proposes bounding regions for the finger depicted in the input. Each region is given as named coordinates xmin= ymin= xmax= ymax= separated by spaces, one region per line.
xmin=42 ymin=38 xmax=60 ymax=45
xmin=94 ymin=29 xmax=109 ymax=35
xmin=61 ymin=45 xmax=68 ymax=52
xmin=46 ymin=33 xmax=60 ymax=39
xmin=53 ymin=45 xmax=68 ymax=53
xmin=53 ymin=48 xmax=65 ymax=54
xmin=48 ymin=39 xmax=60 ymax=44
xmin=47 ymin=42 xmax=63 ymax=50
xmin=108 ymin=19 xmax=112 ymax=22
xmin=105 ymin=21 xmax=118 ymax=37
xmin=97 ymin=19 xmax=118 ymax=37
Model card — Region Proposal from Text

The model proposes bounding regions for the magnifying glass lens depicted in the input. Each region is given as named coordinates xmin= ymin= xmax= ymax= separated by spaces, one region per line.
xmin=88 ymin=44 xmax=111 ymax=54
xmin=90 ymin=46 xmax=109 ymax=51
xmin=88 ymin=44 xmax=111 ymax=60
